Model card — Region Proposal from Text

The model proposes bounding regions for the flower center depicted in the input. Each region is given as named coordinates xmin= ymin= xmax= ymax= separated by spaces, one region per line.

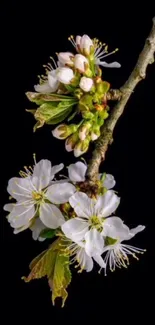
xmin=32 ymin=191 xmax=44 ymax=202
xmin=90 ymin=215 xmax=103 ymax=232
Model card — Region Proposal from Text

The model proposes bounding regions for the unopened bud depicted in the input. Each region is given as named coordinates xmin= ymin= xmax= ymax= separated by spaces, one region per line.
xmin=96 ymin=81 xmax=110 ymax=95
xmin=58 ymin=52 xmax=74 ymax=67
xmin=79 ymin=77 xmax=94 ymax=92
xmin=99 ymin=110 xmax=109 ymax=119
xmin=52 ymin=124 xmax=77 ymax=139
xmin=81 ymin=111 xmax=94 ymax=119
xmin=74 ymin=54 xmax=89 ymax=73
xmin=65 ymin=132 xmax=79 ymax=152
xmin=74 ymin=137 xmax=90 ymax=157
xmin=79 ymin=121 xmax=92 ymax=140
xmin=78 ymin=35 xmax=94 ymax=56
xmin=91 ymin=125 xmax=101 ymax=141
xmin=56 ymin=67 xmax=74 ymax=85
xmin=74 ymin=88 xmax=83 ymax=99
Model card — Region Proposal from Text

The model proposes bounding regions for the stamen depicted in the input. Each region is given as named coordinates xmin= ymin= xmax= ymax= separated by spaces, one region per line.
xmin=68 ymin=35 xmax=76 ymax=48
xmin=97 ymin=48 xmax=119 ymax=60
xmin=50 ymin=56 xmax=58 ymax=69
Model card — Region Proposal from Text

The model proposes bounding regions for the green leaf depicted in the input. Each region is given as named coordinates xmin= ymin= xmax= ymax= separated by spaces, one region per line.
xmin=49 ymin=254 xmax=71 ymax=307
xmin=39 ymin=228 xmax=56 ymax=239
xmin=34 ymin=100 xmax=77 ymax=129
xmin=26 ymin=92 xmax=76 ymax=104
xmin=22 ymin=238 xmax=72 ymax=306
xmin=46 ymin=108 xmax=72 ymax=125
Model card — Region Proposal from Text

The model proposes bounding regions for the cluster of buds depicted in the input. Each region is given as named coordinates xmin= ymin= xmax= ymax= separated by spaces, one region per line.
xmin=52 ymin=105 xmax=109 ymax=157
xmin=28 ymin=34 xmax=120 ymax=155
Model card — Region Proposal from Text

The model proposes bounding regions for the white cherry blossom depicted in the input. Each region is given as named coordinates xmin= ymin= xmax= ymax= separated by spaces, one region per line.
xmin=101 ymin=217 xmax=145 ymax=275
xmin=61 ymin=190 xmax=120 ymax=256
xmin=4 ymin=159 xmax=76 ymax=233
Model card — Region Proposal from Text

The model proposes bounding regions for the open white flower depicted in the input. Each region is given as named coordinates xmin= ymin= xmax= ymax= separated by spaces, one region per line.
xmin=34 ymin=59 xmax=60 ymax=93
xmin=56 ymin=67 xmax=74 ymax=84
xmin=64 ymin=238 xmax=105 ymax=272
xmin=61 ymin=190 xmax=120 ymax=256
xmin=101 ymin=217 xmax=145 ymax=275
xmin=4 ymin=159 xmax=76 ymax=232
xmin=68 ymin=161 xmax=115 ymax=189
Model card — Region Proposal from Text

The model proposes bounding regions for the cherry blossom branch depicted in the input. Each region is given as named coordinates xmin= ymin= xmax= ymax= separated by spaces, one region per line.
xmin=87 ymin=17 xmax=155 ymax=182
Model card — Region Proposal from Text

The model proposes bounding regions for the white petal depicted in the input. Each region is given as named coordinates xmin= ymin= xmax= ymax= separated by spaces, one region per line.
xmin=127 ymin=225 xmax=145 ymax=240
xmin=61 ymin=218 xmax=88 ymax=242
xmin=97 ymin=61 xmax=121 ymax=68
xmin=50 ymin=163 xmax=64 ymax=180
xmin=48 ymin=70 xmax=59 ymax=92
xmin=79 ymin=77 xmax=94 ymax=92
xmin=93 ymin=254 xmax=106 ymax=268
xmin=103 ymin=174 xmax=116 ymax=189
xmin=102 ymin=216 xmax=130 ymax=240
xmin=46 ymin=183 xmax=76 ymax=204
xmin=7 ymin=177 xmax=32 ymax=200
xmin=69 ymin=191 xmax=94 ymax=218
xmin=95 ymin=190 xmax=120 ymax=218
xmin=76 ymin=248 xmax=93 ymax=272
xmin=30 ymin=218 xmax=46 ymax=241
xmin=13 ymin=222 xmax=31 ymax=234
xmin=34 ymin=82 xmax=52 ymax=93
xmin=9 ymin=203 xmax=35 ymax=228
xmin=74 ymin=54 xmax=88 ymax=72
xmin=76 ymin=35 xmax=81 ymax=46
xmin=56 ymin=67 xmax=74 ymax=84
xmin=3 ymin=203 xmax=14 ymax=212
xmin=32 ymin=159 xmax=52 ymax=190
xmin=40 ymin=203 xmax=65 ymax=229
xmin=85 ymin=229 xmax=105 ymax=256
xmin=58 ymin=52 xmax=74 ymax=66
xmin=68 ymin=161 xmax=87 ymax=182
xmin=80 ymin=35 xmax=93 ymax=52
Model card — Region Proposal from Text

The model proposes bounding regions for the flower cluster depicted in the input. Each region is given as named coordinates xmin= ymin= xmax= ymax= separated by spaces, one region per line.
xmin=4 ymin=159 xmax=145 ymax=275
xmin=27 ymin=34 xmax=121 ymax=156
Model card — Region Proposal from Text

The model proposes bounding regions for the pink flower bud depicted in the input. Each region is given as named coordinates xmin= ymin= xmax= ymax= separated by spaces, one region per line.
xmin=74 ymin=54 xmax=89 ymax=73
xmin=79 ymin=77 xmax=94 ymax=92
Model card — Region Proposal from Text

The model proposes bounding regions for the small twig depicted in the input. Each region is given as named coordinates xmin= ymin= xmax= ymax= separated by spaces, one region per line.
xmin=87 ymin=17 xmax=155 ymax=182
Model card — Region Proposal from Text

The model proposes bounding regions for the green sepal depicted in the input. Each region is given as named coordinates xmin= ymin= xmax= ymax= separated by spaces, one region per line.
xmin=105 ymin=236 xmax=118 ymax=246
xmin=39 ymin=228 xmax=56 ymax=239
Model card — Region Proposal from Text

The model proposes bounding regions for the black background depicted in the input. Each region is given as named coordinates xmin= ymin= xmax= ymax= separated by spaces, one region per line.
xmin=1 ymin=2 xmax=155 ymax=322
